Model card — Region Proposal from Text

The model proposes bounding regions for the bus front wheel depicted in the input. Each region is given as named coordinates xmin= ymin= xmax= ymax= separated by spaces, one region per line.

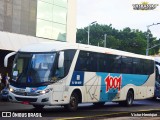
xmin=64 ymin=92 xmax=78 ymax=112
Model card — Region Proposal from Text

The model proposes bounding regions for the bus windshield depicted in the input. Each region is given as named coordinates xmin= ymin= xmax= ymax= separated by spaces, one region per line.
xmin=12 ymin=52 xmax=57 ymax=86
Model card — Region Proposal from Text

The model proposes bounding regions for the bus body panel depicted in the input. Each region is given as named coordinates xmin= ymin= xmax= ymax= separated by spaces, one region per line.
xmin=68 ymin=71 xmax=154 ymax=103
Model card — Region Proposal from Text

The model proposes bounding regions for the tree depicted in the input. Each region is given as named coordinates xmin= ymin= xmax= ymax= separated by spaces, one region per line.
xmin=76 ymin=24 xmax=159 ymax=55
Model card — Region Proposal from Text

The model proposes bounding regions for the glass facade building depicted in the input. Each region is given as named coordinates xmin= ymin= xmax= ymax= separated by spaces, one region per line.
xmin=0 ymin=0 xmax=69 ymax=41
xmin=36 ymin=0 xmax=67 ymax=41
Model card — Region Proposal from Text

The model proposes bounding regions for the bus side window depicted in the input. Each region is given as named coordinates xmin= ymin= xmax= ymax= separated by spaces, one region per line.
xmin=148 ymin=60 xmax=154 ymax=75
xmin=75 ymin=51 xmax=88 ymax=71
xmin=97 ymin=53 xmax=107 ymax=72
xmin=63 ymin=50 xmax=76 ymax=77
xmin=108 ymin=55 xmax=121 ymax=73
xmin=142 ymin=59 xmax=154 ymax=75
xmin=133 ymin=58 xmax=141 ymax=74
xmin=75 ymin=51 xmax=97 ymax=72
xmin=88 ymin=52 xmax=97 ymax=72
xmin=121 ymin=56 xmax=132 ymax=74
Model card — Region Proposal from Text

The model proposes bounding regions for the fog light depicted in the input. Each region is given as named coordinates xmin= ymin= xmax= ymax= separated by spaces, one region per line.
xmin=42 ymin=98 xmax=49 ymax=102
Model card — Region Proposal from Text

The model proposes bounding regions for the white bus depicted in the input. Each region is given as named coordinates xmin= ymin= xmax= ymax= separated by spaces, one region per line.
xmin=5 ymin=42 xmax=155 ymax=111
xmin=155 ymin=57 xmax=160 ymax=81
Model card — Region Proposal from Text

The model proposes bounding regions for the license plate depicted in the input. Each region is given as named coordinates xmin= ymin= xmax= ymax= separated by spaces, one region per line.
xmin=21 ymin=101 xmax=30 ymax=105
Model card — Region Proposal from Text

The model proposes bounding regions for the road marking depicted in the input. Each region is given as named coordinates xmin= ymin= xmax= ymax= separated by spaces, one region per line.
xmin=55 ymin=108 xmax=160 ymax=120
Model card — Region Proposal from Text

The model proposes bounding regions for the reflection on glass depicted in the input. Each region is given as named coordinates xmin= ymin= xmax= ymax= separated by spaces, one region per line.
xmin=36 ymin=19 xmax=53 ymax=39
xmin=36 ymin=19 xmax=66 ymax=41
xmin=12 ymin=53 xmax=57 ymax=84
xmin=52 ymin=23 xmax=66 ymax=41
xmin=53 ymin=6 xmax=67 ymax=24
xmin=36 ymin=0 xmax=67 ymax=41
xmin=54 ymin=0 xmax=67 ymax=7
xmin=37 ymin=1 xmax=53 ymax=21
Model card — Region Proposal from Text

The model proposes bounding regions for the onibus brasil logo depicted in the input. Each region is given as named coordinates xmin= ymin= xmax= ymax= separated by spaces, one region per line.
xmin=105 ymin=74 xmax=122 ymax=92
xmin=132 ymin=1 xmax=159 ymax=10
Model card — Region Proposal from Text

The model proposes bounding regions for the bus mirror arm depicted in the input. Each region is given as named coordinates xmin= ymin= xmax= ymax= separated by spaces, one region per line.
xmin=4 ymin=52 xmax=17 ymax=67
xmin=58 ymin=51 xmax=64 ymax=68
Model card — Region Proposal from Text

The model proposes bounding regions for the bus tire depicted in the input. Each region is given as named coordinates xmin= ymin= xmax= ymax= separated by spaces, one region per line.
xmin=64 ymin=92 xmax=78 ymax=112
xmin=93 ymin=102 xmax=105 ymax=107
xmin=125 ymin=90 xmax=134 ymax=106
xmin=33 ymin=105 xmax=44 ymax=109
xmin=119 ymin=90 xmax=134 ymax=106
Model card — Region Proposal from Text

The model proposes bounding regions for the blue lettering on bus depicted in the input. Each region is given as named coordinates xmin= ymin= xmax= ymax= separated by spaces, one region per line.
xmin=70 ymin=71 xmax=84 ymax=86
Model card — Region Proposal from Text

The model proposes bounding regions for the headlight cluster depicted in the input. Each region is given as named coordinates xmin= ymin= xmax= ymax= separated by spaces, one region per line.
xmin=9 ymin=87 xmax=53 ymax=95
xmin=37 ymin=88 xmax=53 ymax=94
xmin=9 ymin=87 xmax=14 ymax=92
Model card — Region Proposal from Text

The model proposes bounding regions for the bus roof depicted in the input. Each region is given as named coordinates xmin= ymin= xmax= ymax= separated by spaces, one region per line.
xmin=155 ymin=57 xmax=160 ymax=62
xmin=19 ymin=41 xmax=154 ymax=60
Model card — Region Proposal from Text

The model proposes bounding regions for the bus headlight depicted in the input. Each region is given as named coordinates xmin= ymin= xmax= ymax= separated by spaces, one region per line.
xmin=9 ymin=88 xmax=14 ymax=92
xmin=38 ymin=88 xmax=52 ymax=94
xmin=41 ymin=90 xmax=48 ymax=94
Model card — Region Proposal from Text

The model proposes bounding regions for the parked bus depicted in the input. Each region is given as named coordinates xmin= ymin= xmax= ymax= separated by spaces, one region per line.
xmin=154 ymin=57 xmax=160 ymax=99
xmin=5 ymin=42 xmax=155 ymax=111
xmin=155 ymin=57 xmax=160 ymax=81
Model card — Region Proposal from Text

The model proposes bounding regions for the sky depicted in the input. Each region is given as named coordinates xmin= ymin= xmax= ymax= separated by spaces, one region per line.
xmin=76 ymin=0 xmax=160 ymax=39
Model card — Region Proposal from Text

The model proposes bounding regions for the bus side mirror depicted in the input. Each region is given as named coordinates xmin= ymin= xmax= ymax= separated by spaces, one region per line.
xmin=4 ymin=52 xmax=17 ymax=67
xmin=58 ymin=51 xmax=64 ymax=68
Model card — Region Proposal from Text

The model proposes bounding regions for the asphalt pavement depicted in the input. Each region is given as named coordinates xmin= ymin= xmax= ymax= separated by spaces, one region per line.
xmin=0 ymin=99 xmax=160 ymax=119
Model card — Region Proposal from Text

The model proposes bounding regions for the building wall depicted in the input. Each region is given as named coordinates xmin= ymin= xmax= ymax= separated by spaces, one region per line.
xmin=0 ymin=0 xmax=37 ymax=36
xmin=36 ymin=0 xmax=68 ymax=41
xmin=0 ymin=0 xmax=76 ymax=43
xmin=66 ymin=0 xmax=76 ymax=43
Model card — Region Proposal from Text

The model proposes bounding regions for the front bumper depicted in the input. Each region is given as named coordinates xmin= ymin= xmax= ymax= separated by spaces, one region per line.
xmin=8 ymin=91 xmax=52 ymax=105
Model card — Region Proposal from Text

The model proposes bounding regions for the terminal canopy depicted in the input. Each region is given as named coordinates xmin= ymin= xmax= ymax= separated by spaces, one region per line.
xmin=0 ymin=31 xmax=51 ymax=51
